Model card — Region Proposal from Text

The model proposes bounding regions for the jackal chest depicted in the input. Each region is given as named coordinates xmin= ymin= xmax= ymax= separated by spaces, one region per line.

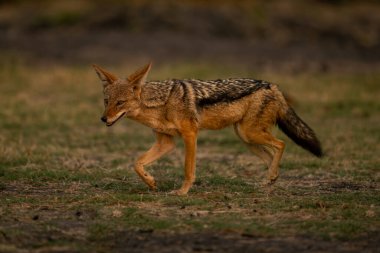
xmin=149 ymin=120 xmax=180 ymax=136
xmin=152 ymin=127 xmax=180 ymax=136
xmin=130 ymin=114 xmax=180 ymax=136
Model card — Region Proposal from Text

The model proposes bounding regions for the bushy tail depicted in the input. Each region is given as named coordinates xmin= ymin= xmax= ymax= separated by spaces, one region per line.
xmin=277 ymin=107 xmax=323 ymax=157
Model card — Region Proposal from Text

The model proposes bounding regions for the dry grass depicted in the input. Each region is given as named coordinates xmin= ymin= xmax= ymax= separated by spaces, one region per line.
xmin=0 ymin=60 xmax=379 ymax=252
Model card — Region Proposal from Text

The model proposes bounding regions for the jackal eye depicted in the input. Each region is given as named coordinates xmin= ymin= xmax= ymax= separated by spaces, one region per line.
xmin=104 ymin=99 xmax=108 ymax=105
xmin=116 ymin=100 xmax=126 ymax=106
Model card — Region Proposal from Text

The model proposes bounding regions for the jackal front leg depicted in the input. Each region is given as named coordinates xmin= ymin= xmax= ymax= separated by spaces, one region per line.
xmin=134 ymin=132 xmax=175 ymax=190
xmin=171 ymin=130 xmax=197 ymax=196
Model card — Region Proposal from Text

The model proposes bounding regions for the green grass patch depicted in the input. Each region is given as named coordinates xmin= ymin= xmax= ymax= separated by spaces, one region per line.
xmin=0 ymin=63 xmax=379 ymax=248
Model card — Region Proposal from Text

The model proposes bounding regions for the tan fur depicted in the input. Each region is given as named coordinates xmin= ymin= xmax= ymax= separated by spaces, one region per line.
xmin=93 ymin=63 xmax=322 ymax=195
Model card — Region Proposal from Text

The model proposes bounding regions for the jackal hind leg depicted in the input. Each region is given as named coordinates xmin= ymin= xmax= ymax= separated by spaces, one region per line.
xmin=134 ymin=132 xmax=175 ymax=190
xmin=235 ymin=123 xmax=285 ymax=184
xmin=234 ymin=124 xmax=273 ymax=168
xmin=247 ymin=144 xmax=273 ymax=168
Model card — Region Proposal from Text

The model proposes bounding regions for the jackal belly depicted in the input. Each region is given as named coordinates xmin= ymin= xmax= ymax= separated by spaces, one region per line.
xmin=199 ymin=102 xmax=248 ymax=130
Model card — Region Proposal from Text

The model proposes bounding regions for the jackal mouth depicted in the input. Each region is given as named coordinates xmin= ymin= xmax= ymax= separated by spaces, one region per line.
xmin=106 ymin=112 xmax=126 ymax=127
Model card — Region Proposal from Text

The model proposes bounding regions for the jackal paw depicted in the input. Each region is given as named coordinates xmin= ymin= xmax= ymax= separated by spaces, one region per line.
xmin=266 ymin=171 xmax=279 ymax=183
xmin=263 ymin=175 xmax=278 ymax=186
xmin=169 ymin=189 xmax=188 ymax=196
xmin=148 ymin=184 xmax=157 ymax=191
xmin=145 ymin=178 xmax=157 ymax=191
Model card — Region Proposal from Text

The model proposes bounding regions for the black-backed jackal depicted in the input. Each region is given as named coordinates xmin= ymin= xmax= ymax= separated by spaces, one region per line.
xmin=93 ymin=63 xmax=323 ymax=195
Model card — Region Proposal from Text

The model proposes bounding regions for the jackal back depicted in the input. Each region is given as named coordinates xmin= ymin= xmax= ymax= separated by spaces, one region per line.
xmin=142 ymin=78 xmax=272 ymax=108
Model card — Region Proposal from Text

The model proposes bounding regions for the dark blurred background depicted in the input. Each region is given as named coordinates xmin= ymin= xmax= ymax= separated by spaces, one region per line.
xmin=0 ymin=0 xmax=379 ymax=73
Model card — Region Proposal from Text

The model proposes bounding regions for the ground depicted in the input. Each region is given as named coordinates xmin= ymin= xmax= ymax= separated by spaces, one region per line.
xmin=0 ymin=60 xmax=379 ymax=252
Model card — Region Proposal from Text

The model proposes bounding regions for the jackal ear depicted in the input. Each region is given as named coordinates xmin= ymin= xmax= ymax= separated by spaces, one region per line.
xmin=127 ymin=62 xmax=152 ymax=86
xmin=92 ymin=64 xmax=117 ymax=87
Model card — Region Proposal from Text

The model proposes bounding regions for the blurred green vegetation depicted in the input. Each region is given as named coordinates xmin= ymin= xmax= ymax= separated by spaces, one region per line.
xmin=0 ymin=0 xmax=379 ymax=48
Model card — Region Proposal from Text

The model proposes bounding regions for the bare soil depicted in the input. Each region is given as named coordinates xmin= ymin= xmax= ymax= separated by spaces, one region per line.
xmin=1 ymin=180 xmax=379 ymax=253
xmin=1 ymin=225 xmax=379 ymax=253
xmin=97 ymin=232 xmax=380 ymax=253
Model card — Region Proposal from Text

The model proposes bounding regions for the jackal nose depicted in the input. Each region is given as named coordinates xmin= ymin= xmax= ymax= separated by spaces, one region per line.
xmin=101 ymin=116 xmax=107 ymax=123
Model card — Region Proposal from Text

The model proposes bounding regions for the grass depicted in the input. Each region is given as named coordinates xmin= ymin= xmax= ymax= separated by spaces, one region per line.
xmin=0 ymin=60 xmax=379 ymax=252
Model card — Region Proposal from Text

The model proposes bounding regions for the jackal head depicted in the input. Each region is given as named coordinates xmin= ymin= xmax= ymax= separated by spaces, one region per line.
xmin=93 ymin=63 xmax=151 ymax=126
